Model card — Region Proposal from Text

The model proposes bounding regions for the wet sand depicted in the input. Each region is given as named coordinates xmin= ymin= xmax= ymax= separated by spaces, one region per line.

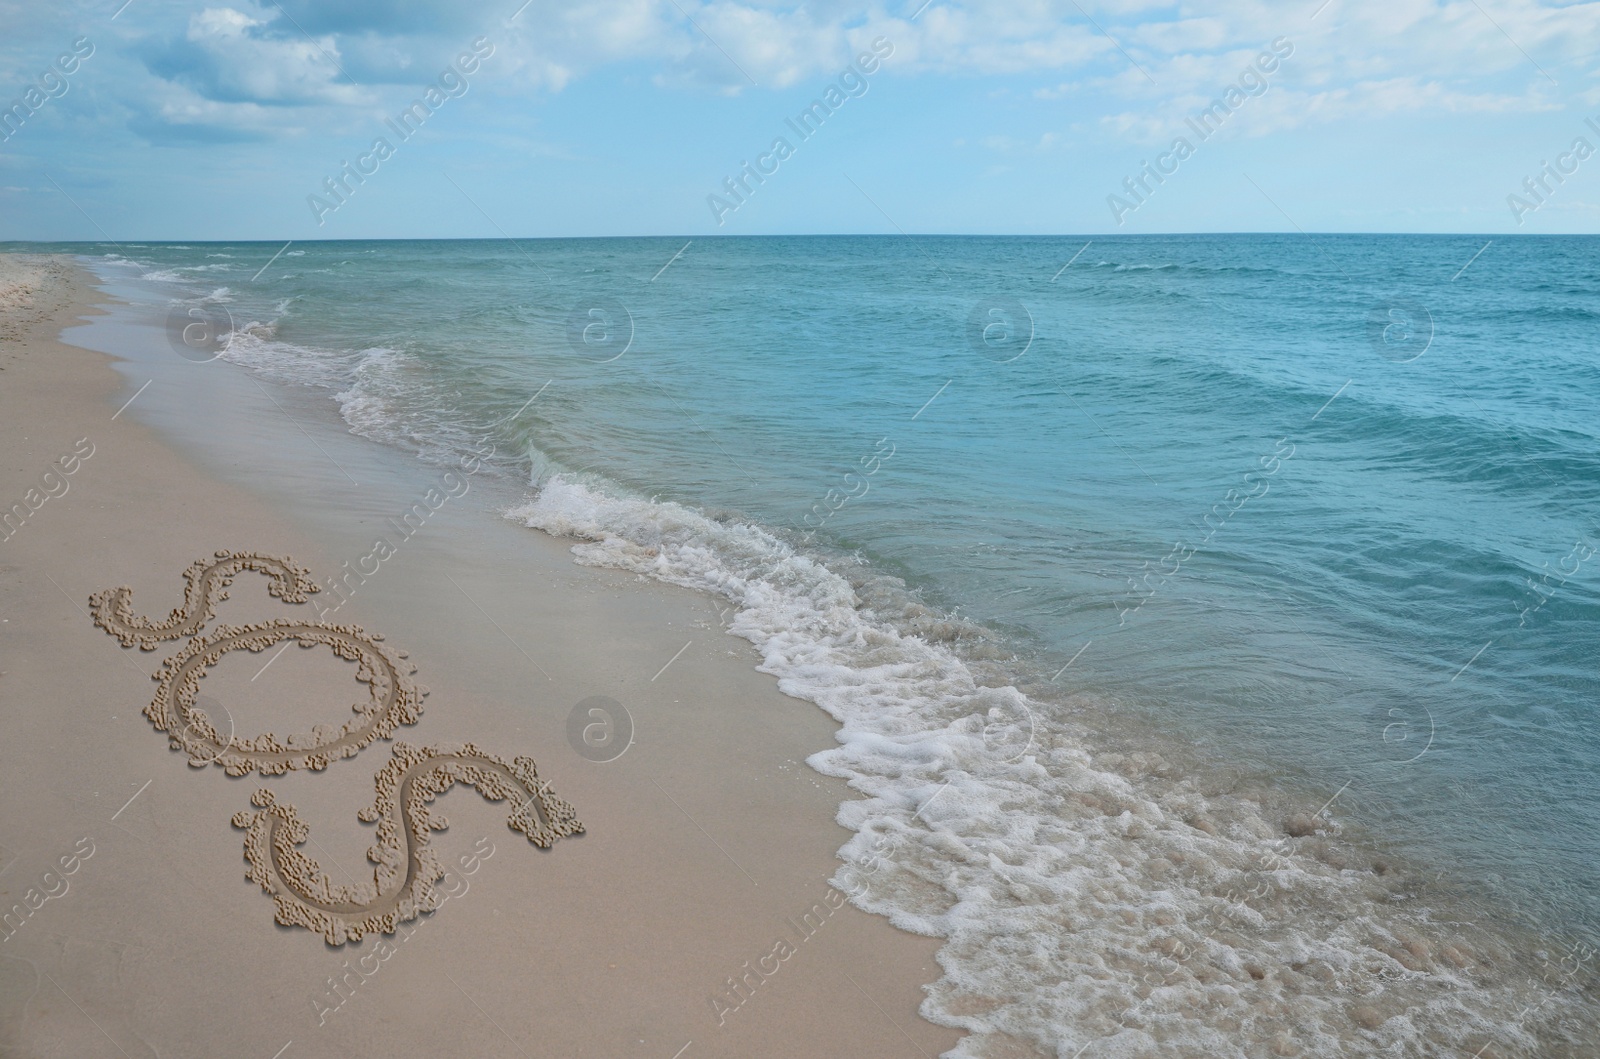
xmin=0 ymin=254 xmax=960 ymax=1059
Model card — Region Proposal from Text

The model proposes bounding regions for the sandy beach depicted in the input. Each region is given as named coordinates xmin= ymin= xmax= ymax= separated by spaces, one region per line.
xmin=4 ymin=246 xmax=1597 ymax=1059
xmin=0 ymin=254 xmax=960 ymax=1058
xmin=11 ymin=0 xmax=1600 ymax=1050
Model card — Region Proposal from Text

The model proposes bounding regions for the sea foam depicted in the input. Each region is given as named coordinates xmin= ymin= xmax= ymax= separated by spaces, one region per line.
xmin=507 ymin=473 xmax=1593 ymax=1058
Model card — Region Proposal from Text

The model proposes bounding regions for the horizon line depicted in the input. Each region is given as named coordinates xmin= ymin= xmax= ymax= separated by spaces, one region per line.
xmin=0 ymin=231 xmax=1580 ymax=244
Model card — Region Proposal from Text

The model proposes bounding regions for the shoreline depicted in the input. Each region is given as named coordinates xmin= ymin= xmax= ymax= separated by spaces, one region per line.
xmin=6 ymin=249 xmax=1598 ymax=1058
xmin=0 ymin=255 xmax=958 ymax=1057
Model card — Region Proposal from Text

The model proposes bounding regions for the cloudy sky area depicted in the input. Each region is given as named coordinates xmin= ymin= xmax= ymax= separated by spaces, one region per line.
xmin=1 ymin=0 xmax=1597 ymax=238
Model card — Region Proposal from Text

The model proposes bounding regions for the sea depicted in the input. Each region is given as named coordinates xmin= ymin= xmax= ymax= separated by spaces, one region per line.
xmin=27 ymin=234 xmax=1600 ymax=1056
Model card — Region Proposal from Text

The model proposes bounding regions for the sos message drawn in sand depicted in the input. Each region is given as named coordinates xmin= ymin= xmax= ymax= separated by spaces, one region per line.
xmin=89 ymin=551 xmax=582 ymax=945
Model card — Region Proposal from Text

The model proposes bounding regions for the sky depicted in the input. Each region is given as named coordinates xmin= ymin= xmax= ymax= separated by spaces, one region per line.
xmin=1 ymin=0 xmax=1598 ymax=239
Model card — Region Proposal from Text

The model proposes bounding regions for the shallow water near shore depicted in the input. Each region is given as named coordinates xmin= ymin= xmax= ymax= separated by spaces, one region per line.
xmin=41 ymin=235 xmax=1600 ymax=1056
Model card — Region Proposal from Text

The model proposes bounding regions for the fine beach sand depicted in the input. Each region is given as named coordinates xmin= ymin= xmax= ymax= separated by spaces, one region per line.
xmin=0 ymin=255 xmax=961 ymax=1058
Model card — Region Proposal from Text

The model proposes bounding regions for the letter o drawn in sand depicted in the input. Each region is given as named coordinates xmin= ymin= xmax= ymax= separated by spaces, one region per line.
xmin=89 ymin=551 xmax=583 ymax=945
xmin=183 ymin=694 xmax=236 ymax=768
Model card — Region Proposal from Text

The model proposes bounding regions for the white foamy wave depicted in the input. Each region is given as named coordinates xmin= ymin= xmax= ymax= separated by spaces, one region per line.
xmin=219 ymin=327 xmax=358 ymax=389
xmin=334 ymin=348 xmax=492 ymax=467
xmin=96 ymin=253 xmax=159 ymax=277
xmin=507 ymin=476 xmax=1592 ymax=1058
xmin=235 ymin=320 xmax=275 ymax=339
xmin=334 ymin=348 xmax=410 ymax=442
xmin=208 ymin=326 xmax=482 ymax=468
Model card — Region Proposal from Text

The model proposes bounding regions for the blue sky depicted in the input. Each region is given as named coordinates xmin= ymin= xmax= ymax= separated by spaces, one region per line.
xmin=1 ymin=0 xmax=1597 ymax=238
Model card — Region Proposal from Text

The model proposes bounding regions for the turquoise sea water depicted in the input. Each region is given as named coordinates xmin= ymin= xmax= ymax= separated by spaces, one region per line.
xmin=32 ymin=235 xmax=1600 ymax=1054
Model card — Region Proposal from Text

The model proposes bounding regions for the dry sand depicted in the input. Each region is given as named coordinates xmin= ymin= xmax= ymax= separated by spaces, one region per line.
xmin=0 ymin=255 xmax=960 ymax=1058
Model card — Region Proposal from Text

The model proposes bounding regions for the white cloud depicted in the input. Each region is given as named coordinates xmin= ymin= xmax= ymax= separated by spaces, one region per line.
xmin=122 ymin=0 xmax=1600 ymax=136
xmin=159 ymin=6 xmax=368 ymax=107
xmin=1127 ymin=16 xmax=1231 ymax=52
xmin=151 ymin=83 xmax=308 ymax=137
